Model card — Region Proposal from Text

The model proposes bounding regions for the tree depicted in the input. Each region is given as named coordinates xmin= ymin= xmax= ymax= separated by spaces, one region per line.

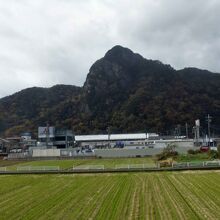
xmin=156 ymin=143 xmax=178 ymax=161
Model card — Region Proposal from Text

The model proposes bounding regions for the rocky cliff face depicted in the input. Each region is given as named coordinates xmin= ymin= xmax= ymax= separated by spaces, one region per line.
xmin=80 ymin=45 xmax=220 ymax=134
xmin=0 ymin=45 xmax=220 ymax=136
xmin=83 ymin=46 xmax=174 ymax=116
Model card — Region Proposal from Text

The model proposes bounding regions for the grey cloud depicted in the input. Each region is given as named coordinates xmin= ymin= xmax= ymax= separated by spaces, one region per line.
xmin=0 ymin=0 xmax=219 ymax=97
xmin=120 ymin=0 xmax=220 ymax=71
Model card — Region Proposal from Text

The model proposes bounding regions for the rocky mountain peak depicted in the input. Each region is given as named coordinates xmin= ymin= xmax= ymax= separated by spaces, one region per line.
xmin=103 ymin=45 xmax=143 ymax=65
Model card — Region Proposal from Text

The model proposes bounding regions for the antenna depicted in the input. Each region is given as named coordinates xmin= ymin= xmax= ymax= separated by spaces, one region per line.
xmin=206 ymin=114 xmax=212 ymax=146
xmin=193 ymin=119 xmax=200 ymax=146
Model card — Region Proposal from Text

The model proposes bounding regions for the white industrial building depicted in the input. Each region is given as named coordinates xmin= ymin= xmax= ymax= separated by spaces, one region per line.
xmin=75 ymin=133 xmax=159 ymax=148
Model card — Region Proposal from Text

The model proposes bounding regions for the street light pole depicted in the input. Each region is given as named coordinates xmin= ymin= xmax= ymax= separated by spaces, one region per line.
xmin=206 ymin=114 xmax=212 ymax=146
xmin=107 ymin=126 xmax=111 ymax=148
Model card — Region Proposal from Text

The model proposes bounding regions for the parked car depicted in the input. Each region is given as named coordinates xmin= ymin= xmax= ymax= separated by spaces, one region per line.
xmin=200 ymin=146 xmax=209 ymax=152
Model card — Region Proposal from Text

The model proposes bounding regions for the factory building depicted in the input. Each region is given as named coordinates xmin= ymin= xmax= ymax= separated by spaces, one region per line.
xmin=75 ymin=133 xmax=159 ymax=148
xmin=37 ymin=126 xmax=74 ymax=149
xmin=0 ymin=133 xmax=36 ymax=154
xmin=0 ymin=138 xmax=11 ymax=153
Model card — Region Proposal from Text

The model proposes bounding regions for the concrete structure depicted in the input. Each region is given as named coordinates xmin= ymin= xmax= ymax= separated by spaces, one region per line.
xmin=38 ymin=127 xmax=74 ymax=149
xmin=143 ymin=139 xmax=194 ymax=149
xmin=94 ymin=146 xmax=198 ymax=158
xmin=32 ymin=149 xmax=61 ymax=157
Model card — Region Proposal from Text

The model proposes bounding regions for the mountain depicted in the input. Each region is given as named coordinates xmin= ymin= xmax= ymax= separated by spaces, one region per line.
xmin=0 ymin=45 xmax=220 ymax=136
xmin=0 ymin=85 xmax=81 ymax=136
xmin=80 ymin=46 xmax=220 ymax=134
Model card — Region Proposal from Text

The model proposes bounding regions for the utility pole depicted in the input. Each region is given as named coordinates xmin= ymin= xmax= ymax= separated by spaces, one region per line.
xmin=206 ymin=114 xmax=212 ymax=146
xmin=185 ymin=123 xmax=188 ymax=139
xmin=46 ymin=122 xmax=49 ymax=148
xmin=177 ymin=124 xmax=181 ymax=137
xmin=174 ymin=127 xmax=177 ymax=138
xmin=107 ymin=126 xmax=111 ymax=148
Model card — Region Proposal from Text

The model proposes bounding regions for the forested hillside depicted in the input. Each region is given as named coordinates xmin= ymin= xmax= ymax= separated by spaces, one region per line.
xmin=0 ymin=46 xmax=219 ymax=137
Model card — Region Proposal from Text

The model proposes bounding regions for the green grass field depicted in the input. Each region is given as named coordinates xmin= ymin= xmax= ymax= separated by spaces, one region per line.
xmin=0 ymin=157 xmax=156 ymax=171
xmin=0 ymin=171 xmax=220 ymax=219
xmin=176 ymin=153 xmax=210 ymax=162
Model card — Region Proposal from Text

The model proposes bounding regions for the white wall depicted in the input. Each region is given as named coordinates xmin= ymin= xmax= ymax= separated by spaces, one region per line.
xmin=32 ymin=149 xmax=60 ymax=157
xmin=94 ymin=146 xmax=195 ymax=158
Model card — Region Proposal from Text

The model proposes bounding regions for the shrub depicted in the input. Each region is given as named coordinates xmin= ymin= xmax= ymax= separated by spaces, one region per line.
xmin=217 ymin=144 xmax=220 ymax=158
xmin=156 ymin=143 xmax=178 ymax=161
xmin=187 ymin=149 xmax=196 ymax=154
xmin=195 ymin=149 xmax=201 ymax=154
xmin=208 ymin=149 xmax=219 ymax=159
xmin=187 ymin=149 xmax=201 ymax=155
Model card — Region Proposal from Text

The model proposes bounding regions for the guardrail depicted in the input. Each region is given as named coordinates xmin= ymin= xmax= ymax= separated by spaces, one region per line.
xmin=0 ymin=167 xmax=7 ymax=172
xmin=17 ymin=166 xmax=60 ymax=171
xmin=1 ymin=160 xmax=220 ymax=175
xmin=172 ymin=161 xmax=220 ymax=168
xmin=115 ymin=164 xmax=156 ymax=169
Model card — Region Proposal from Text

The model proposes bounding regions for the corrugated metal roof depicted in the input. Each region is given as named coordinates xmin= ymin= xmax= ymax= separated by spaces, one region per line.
xmin=75 ymin=133 xmax=147 ymax=141
xmin=110 ymin=133 xmax=146 ymax=140
xmin=75 ymin=135 xmax=108 ymax=141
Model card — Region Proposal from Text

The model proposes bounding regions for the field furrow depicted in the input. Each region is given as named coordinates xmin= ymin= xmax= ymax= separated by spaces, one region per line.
xmin=0 ymin=171 xmax=220 ymax=219
xmin=158 ymin=175 xmax=195 ymax=220
xmin=169 ymin=174 xmax=219 ymax=219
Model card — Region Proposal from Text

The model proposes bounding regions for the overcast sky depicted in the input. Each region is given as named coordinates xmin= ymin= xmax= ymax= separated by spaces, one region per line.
xmin=0 ymin=0 xmax=220 ymax=98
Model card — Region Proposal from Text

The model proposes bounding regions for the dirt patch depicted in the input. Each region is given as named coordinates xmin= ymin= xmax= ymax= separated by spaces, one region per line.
xmin=179 ymin=170 xmax=220 ymax=174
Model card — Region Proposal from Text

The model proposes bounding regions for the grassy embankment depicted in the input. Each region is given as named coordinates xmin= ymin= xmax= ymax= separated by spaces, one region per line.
xmin=0 ymin=152 xmax=216 ymax=171
xmin=176 ymin=153 xmax=210 ymax=162
xmin=0 ymin=157 xmax=156 ymax=171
